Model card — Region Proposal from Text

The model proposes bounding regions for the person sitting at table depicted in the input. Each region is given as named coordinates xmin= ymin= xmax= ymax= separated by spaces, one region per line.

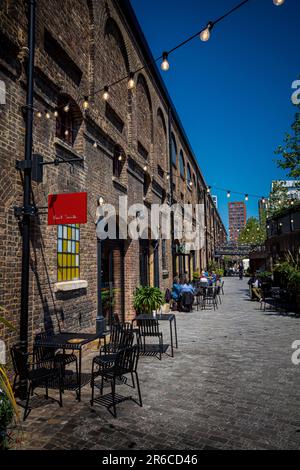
xmin=171 ymin=277 xmax=182 ymax=310
xmin=180 ymin=281 xmax=195 ymax=312
xmin=199 ymin=272 xmax=209 ymax=287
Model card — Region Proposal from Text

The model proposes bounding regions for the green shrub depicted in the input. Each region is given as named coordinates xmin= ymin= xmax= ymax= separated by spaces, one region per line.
xmin=133 ymin=286 xmax=164 ymax=314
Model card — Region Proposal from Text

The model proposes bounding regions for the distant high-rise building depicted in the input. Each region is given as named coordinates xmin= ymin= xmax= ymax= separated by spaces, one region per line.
xmin=212 ymin=195 xmax=218 ymax=209
xmin=228 ymin=201 xmax=247 ymax=242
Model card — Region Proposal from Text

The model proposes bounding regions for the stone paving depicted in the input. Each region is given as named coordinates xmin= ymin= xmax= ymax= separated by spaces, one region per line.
xmin=17 ymin=278 xmax=300 ymax=450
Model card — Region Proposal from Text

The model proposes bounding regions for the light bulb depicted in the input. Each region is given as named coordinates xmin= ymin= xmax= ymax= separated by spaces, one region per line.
xmin=189 ymin=181 xmax=193 ymax=187
xmin=245 ymin=194 xmax=249 ymax=201
xmin=128 ymin=73 xmax=135 ymax=90
xmin=262 ymin=197 xmax=265 ymax=204
xmin=64 ymin=130 xmax=69 ymax=137
xmin=93 ymin=142 xmax=97 ymax=148
xmin=166 ymin=174 xmax=170 ymax=180
xmin=37 ymin=111 xmax=42 ymax=118
xmin=45 ymin=110 xmax=50 ymax=119
xmin=103 ymin=86 xmax=109 ymax=101
xmin=83 ymin=97 xmax=89 ymax=110
xmin=227 ymin=191 xmax=231 ymax=198
xmin=200 ymin=22 xmax=213 ymax=42
xmin=207 ymin=186 xmax=211 ymax=193
xmin=161 ymin=52 xmax=170 ymax=71
xmin=54 ymin=110 xmax=59 ymax=117
xmin=64 ymin=104 xmax=70 ymax=113
xmin=273 ymin=0 xmax=285 ymax=6
xmin=118 ymin=155 xmax=123 ymax=161
xmin=143 ymin=165 xmax=148 ymax=172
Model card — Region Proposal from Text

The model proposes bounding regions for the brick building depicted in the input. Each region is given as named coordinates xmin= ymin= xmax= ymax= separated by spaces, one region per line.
xmin=0 ymin=0 xmax=226 ymax=348
xmin=228 ymin=201 xmax=246 ymax=242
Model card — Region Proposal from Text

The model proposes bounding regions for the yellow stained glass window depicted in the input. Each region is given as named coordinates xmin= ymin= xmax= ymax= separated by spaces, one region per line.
xmin=57 ymin=224 xmax=80 ymax=281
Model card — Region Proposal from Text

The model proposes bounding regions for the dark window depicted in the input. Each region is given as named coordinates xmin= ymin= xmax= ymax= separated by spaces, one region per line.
xmin=187 ymin=164 xmax=192 ymax=186
xmin=138 ymin=141 xmax=149 ymax=160
xmin=157 ymin=165 xmax=164 ymax=179
xmin=44 ymin=29 xmax=82 ymax=86
xmin=105 ymin=102 xmax=124 ymax=133
xmin=140 ymin=240 xmax=149 ymax=286
xmin=55 ymin=97 xmax=81 ymax=146
xmin=179 ymin=151 xmax=185 ymax=178
xmin=171 ymin=134 xmax=177 ymax=166
xmin=162 ymin=239 xmax=167 ymax=271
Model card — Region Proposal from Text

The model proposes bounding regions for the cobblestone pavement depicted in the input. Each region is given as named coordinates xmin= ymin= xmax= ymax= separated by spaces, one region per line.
xmin=18 ymin=278 xmax=300 ymax=450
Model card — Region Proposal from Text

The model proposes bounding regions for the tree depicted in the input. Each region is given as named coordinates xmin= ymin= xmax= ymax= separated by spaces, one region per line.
xmin=267 ymin=181 xmax=290 ymax=216
xmin=238 ymin=217 xmax=266 ymax=245
xmin=275 ymin=111 xmax=300 ymax=178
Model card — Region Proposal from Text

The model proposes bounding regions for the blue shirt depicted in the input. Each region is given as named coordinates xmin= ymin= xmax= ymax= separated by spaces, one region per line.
xmin=181 ymin=284 xmax=195 ymax=294
xmin=171 ymin=283 xmax=182 ymax=301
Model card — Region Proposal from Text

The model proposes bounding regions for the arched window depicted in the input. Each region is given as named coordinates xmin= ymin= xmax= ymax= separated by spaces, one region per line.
xmin=56 ymin=95 xmax=82 ymax=146
xmin=179 ymin=151 xmax=185 ymax=178
xmin=171 ymin=134 xmax=177 ymax=166
xmin=187 ymin=164 xmax=192 ymax=186
xmin=137 ymin=74 xmax=153 ymax=155
xmin=113 ymin=146 xmax=125 ymax=178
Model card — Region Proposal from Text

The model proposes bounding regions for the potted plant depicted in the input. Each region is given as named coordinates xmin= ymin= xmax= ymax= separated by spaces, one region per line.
xmin=0 ymin=308 xmax=19 ymax=450
xmin=133 ymin=286 xmax=164 ymax=315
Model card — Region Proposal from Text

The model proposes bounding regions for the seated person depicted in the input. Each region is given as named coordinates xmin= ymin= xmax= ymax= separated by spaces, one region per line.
xmin=199 ymin=272 xmax=209 ymax=287
xmin=180 ymin=281 xmax=195 ymax=312
xmin=181 ymin=281 xmax=195 ymax=294
xmin=171 ymin=277 xmax=182 ymax=308
xmin=248 ymin=276 xmax=263 ymax=301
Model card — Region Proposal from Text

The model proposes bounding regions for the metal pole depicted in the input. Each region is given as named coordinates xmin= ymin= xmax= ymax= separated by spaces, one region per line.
xmin=168 ymin=107 xmax=176 ymax=278
xmin=19 ymin=0 xmax=36 ymax=398
xmin=96 ymin=238 xmax=106 ymax=336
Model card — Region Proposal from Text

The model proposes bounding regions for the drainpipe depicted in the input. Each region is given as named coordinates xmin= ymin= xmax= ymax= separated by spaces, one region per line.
xmin=19 ymin=0 xmax=36 ymax=398
xmin=168 ymin=106 xmax=176 ymax=278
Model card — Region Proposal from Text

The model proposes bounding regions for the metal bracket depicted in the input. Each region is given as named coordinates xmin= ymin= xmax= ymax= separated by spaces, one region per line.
xmin=16 ymin=160 xmax=32 ymax=171
xmin=14 ymin=205 xmax=38 ymax=218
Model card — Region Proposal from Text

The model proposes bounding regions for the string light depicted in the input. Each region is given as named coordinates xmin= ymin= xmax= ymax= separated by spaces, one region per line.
xmin=54 ymin=110 xmax=59 ymax=118
xmin=161 ymin=52 xmax=170 ymax=71
xmin=83 ymin=96 xmax=89 ymax=110
xmin=200 ymin=22 xmax=214 ymax=42
xmin=245 ymin=194 xmax=249 ymax=201
xmin=262 ymin=197 xmax=266 ymax=204
xmin=128 ymin=72 xmax=136 ymax=90
xmin=45 ymin=110 xmax=50 ymax=120
xmin=103 ymin=86 xmax=110 ymax=101
xmin=118 ymin=155 xmax=123 ymax=161
xmin=93 ymin=142 xmax=97 ymax=148
xmin=143 ymin=165 xmax=148 ymax=172
xmin=227 ymin=191 xmax=231 ymax=198
xmin=207 ymin=186 xmax=211 ymax=193
xmin=64 ymin=130 xmax=69 ymax=137
xmin=32 ymin=0 xmax=286 ymax=124
xmin=37 ymin=111 xmax=42 ymax=118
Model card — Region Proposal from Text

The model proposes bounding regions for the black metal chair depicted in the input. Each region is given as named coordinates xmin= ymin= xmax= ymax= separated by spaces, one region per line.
xmin=34 ymin=332 xmax=78 ymax=390
xmin=11 ymin=344 xmax=63 ymax=421
xmin=201 ymin=286 xmax=218 ymax=311
xmin=215 ymin=285 xmax=222 ymax=305
xmin=91 ymin=345 xmax=142 ymax=418
xmin=91 ymin=325 xmax=135 ymax=399
xmin=137 ymin=319 xmax=167 ymax=360
xmin=181 ymin=291 xmax=194 ymax=312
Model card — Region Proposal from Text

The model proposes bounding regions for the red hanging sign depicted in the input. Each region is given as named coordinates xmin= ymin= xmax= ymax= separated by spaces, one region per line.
xmin=48 ymin=192 xmax=87 ymax=225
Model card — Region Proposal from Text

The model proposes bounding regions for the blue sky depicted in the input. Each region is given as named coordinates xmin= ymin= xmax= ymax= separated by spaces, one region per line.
xmin=130 ymin=0 xmax=300 ymax=230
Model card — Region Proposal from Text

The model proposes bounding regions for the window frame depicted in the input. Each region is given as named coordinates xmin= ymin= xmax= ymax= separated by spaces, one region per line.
xmin=57 ymin=224 xmax=80 ymax=282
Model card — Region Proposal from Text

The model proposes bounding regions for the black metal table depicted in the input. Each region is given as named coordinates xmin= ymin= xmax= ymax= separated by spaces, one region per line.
xmin=35 ymin=331 xmax=107 ymax=401
xmin=134 ymin=313 xmax=178 ymax=357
